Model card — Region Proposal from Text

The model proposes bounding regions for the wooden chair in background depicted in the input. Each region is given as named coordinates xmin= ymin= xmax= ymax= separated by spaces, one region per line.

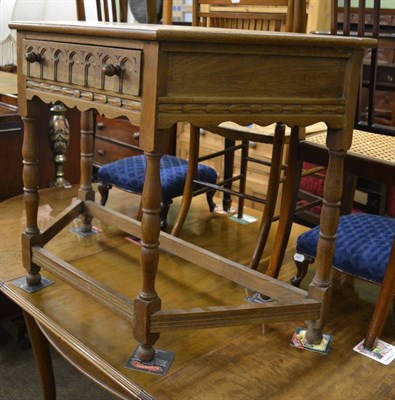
xmin=288 ymin=0 xmax=395 ymax=351
xmin=75 ymin=0 xmax=218 ymax=231
xmin=171 ymin=0 xmax=308 ymax=273
xmin=76 ymin=0 xmax=128 ymax=22
xmin=262 ymin=0 xmax=395 ymax=282
xmin=293 ymin=213 xmax=395 ymax=351
xmin=294 ymin=0 xmax=395 ymax=228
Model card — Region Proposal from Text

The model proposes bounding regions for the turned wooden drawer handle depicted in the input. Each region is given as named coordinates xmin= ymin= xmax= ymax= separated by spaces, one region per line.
xmin=97 ymin=122 xmax=105 ymax=129
xmin=25 ymin=52 xmax=42 ymax=63
xmin=103 ymin=64 xmax=122 ymax=77
xmin=97 ymin=149 xmax=106 ymax=156
xmin=133 ymin=132 xmax=140 ymax=140
xmin=249 ymin=141 xmax=257 ymax=149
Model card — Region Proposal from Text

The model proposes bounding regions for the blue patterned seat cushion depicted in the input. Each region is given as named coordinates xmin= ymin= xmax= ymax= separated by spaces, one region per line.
xmin=296 ymin=214 xmax=395 ymax=283
xmin=98 ymin=154 xmax=217 ymax=205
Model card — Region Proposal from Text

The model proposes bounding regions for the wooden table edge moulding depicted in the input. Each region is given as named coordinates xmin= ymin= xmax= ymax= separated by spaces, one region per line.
xmin=8 ymin=21 xmax=375 ymax=364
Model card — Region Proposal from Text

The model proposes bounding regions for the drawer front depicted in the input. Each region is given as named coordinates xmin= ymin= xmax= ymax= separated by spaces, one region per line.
xmin=96 ymin=116 xmax=140 ymax=144
xmin=23 ymin=39 xmax=141 ymax=96
xmin=94 ymin=138 xmax=142 ymax=166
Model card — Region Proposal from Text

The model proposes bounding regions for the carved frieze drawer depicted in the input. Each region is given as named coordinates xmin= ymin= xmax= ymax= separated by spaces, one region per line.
xmin=22 ymin=39 xmax=141 ymax=97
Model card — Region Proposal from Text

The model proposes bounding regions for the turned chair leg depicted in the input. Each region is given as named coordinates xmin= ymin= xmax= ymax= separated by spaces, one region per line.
xmin=137 ymin=198 xmax=170 ymax=232
xmin=291 ymin=256 xmax=315 ymax=287
xmin=222 ymin=137 xmax=235 ymax=212
xmin=136 ymin=200 xmax=143 ymax=221
xmin=160 ymin=201 xmax=172 ymax=232
xmin=98 ymin=183 xmax=112 ymax=206
xmin=206 ymin=190 xmax=216 ymax=212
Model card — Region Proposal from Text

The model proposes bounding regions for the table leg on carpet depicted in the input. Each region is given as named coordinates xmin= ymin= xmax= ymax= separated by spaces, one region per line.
xmin=23 ymin=311 xmax=56 ymax=400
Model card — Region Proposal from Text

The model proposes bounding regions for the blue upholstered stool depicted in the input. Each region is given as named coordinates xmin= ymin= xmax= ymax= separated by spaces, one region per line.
xmin=292 ymin=213 xmax=395 ymax=287
xmin=98 ymin=154 xmax=218 ymax=231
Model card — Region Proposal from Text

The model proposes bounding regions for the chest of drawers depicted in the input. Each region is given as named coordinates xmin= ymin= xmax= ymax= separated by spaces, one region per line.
xmin=93 ymin=116 xmax=142 ymax=167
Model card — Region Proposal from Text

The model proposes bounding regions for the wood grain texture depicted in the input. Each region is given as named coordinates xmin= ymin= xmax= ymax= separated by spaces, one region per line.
xmin=1 ymin=188 xmax=394 ymax=399
xmin=8 ymin=20 xmax=381 ymax=397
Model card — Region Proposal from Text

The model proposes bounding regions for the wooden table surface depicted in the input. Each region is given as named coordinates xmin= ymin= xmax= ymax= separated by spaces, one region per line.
xmin=6 ymin=20 xmax=379 ymax=399
xmin=1 ymin=187 xmax=395 ymax=399
xmin=0 ymin=187 xmax=303 ymax=399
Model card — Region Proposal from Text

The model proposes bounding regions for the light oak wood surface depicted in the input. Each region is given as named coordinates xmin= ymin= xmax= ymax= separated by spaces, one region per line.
xmin=9 ymin=22 xmax=376 ymax=359
xmin=6 ymin=21 xmax=384 ymax=400
xmin=1 ymin=187 xmax=394 ymax=399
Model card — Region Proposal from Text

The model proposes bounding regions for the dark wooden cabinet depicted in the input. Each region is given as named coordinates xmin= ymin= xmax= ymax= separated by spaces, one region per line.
xmin=0 ymin=91 xmax=82 ymax=201
xmin=0 ymin=97 xmax=176 ymax=202
xmin=0 ymin=95 xmax=23 ymax=201
xmin=93 ymin=116 xmax=177 ymax=167
xmin=93 ymin=116 xmax=142 ymax=167
xmin=360 ymin=35 xmax=395 ymax=127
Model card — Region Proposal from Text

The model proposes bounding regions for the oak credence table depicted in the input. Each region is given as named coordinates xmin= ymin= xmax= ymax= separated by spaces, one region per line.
xmin=9 ymin=21 xmax=375 ymax=363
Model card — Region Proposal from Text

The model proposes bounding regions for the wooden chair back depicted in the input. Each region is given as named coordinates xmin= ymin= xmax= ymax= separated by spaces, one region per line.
xmin=332 ymin=0 xmax=394 ymax=135
xmin=76 ymin=0 xmax=128 ymax=22
xmin=192 ymin=0 xmax=306 ymax=33
xmin=295 ymin=1 xmax=394 ymax=229
xmin=332 ymin=0 xmax=380 ymax=38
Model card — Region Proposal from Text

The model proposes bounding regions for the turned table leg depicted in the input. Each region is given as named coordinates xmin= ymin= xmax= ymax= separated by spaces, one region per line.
xmin=21 ymin=102 xmax=42 ymax=286
xmin=23 ymin=311 xmax=56 ymax=400
xmin=78 ymin=111 xmax=95 ymax=232
xmin=306 ymin=128 xmax=347 ymax=344
xmin=133 ymin=152 xmax=162 ymax=361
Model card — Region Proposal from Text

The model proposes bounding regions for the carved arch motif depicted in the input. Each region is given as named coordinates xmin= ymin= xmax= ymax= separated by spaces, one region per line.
xmin=84 ymin=53 xmax=97 ymax=88
xmin=54 ymin=49 xmax=67 ymax=82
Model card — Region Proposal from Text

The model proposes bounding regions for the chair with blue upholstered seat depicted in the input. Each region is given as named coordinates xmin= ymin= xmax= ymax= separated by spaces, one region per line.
xmin=292 ymin=213 xmax=395 ymax=350
xmin=98 ymin=154 xmax=218 ymax=231
xmin=293 ymin=214 xmax=395 ymax=287
xmin=76 ymin=0 xmax=218 ymax=233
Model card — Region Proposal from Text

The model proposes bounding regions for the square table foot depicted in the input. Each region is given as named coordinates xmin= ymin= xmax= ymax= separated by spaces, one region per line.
xmin=125 ymin=347 xmax=176 ymax=376
xmin=11 ymin=276 xmax=55 ymax=293
xmin=290 ymin=327 xmax=332 ymax=355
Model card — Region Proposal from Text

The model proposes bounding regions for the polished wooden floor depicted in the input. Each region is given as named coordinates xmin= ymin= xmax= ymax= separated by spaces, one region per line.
xmin=1 ymin=186 xmax=394 ymax=399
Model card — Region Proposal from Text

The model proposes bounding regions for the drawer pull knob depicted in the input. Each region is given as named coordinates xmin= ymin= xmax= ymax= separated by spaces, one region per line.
xmin=97 ymin=149 xmax=106 ymax=156
xmin=133 ymin=132 xmax=140 ymax=139
xmin=97 ymin=122 xmax=105 ymax=129
xmin=249 ymin=141 xmax=257 ymax=149
xmin=103 ymin=64 xmax=122 ymax=77
xmin=25 ymin=52 xmax=42 ymax=63
xmin=387 ymin=75 xmax=394 ymax=83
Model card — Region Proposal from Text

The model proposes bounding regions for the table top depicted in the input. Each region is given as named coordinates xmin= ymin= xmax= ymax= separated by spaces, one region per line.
xmin=7 ymin=20 xmax=384 ymax=399
xmin=0 ymin=187 xmax=308 ymax=399
xmin=2 ymin=188 xmax=395 ymax=400
xmin=9 ymin=21 xmax=377 ymax=48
